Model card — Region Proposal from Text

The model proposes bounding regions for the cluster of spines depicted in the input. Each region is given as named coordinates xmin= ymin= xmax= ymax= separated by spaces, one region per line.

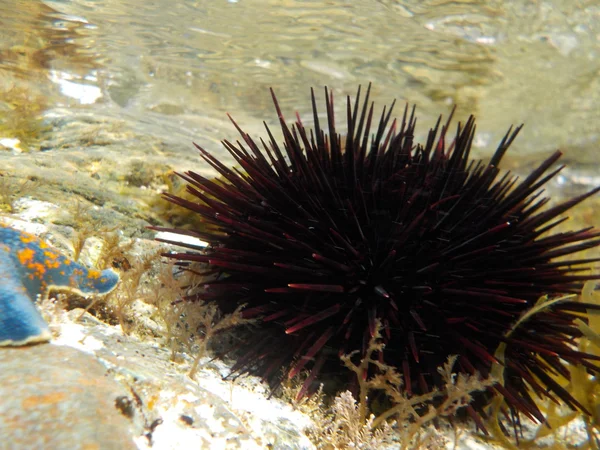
xmin=154 ymin=84 xmax=600 ymax=429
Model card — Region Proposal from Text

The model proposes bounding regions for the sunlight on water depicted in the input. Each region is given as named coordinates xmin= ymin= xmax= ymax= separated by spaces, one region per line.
xmin=0 ymin=0 xmax=599 ymax=179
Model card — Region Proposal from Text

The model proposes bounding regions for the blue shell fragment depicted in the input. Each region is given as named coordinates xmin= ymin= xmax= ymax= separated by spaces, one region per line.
xmin=0 ymin=223 xmax=120 ymax=346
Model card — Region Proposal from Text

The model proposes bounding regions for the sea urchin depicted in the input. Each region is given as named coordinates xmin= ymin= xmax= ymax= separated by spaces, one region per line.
xmin=155 ymin=85 xmax=600 ymax=426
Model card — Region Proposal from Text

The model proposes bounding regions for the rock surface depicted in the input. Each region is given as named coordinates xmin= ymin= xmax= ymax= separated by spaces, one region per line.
xmin=0 ymin=344 xmax=137 ymax=450
xmin=1 ymin=310 xmax=316 ymax=450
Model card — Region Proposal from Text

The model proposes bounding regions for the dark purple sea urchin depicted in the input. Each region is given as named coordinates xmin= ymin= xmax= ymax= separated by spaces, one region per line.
xmin=155 ymin=85 xmax=600 ymax=427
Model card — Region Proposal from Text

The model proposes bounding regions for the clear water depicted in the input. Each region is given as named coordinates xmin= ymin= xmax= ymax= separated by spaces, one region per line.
xmin=1 ymin=0 xmax=599 ymax=181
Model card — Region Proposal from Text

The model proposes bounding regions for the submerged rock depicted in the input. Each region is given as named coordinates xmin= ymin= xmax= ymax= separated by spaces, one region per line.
xmin=0 ymin=309 xmax=315 ymax=450
xmin=0 ymin=344 xmax=137 ymax=450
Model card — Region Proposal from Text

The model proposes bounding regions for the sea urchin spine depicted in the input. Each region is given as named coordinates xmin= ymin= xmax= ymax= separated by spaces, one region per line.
xmin=154 ymin=85 xmax=600 ymax=426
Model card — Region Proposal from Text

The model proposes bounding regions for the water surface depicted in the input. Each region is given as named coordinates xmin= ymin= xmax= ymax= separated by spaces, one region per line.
xmin=1 ymin=0 xmax=599 ymax=183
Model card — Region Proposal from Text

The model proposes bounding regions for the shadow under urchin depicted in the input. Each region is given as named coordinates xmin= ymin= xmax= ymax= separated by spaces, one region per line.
xmin=154 ymin=84 xmax=600 ymax=429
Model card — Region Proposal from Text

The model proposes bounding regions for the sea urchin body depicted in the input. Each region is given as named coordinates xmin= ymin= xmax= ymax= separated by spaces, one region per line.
xmin=156 ymin=85 xmax=600 ymax=426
